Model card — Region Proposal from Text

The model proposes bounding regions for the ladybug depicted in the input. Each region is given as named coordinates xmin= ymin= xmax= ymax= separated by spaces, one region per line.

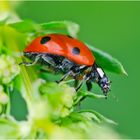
xmin=20 ymin=34 xmax=111 ymax=96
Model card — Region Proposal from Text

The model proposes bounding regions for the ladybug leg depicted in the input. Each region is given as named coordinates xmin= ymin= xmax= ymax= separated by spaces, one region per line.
xmin=76 ymin=75 xmax=90 ymax=92
xmin=19 ymin=54 xmax=41 ymax=66
xmin=42 ymin=55 xmax=56 ymax=67
xmin=75 ymin=81 xmax=92 ymax=105
xmin=86 ymin=81 xmax=92 ymax=91
xmin=74 ymin=79 xmax=79 ymax=88
xmin=75 ymin=66 xmax=92 ymax=92
xmin=56 ymin=70 xmax=73 ymax=83
xmin=75 ymin=77 xmax=92 ymax=104
xmin=57 ymin=61 xmax=86 ymax=84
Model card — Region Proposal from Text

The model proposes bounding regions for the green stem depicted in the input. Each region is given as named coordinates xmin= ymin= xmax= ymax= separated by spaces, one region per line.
xmin=78 ymin=110 xmax=117 ymax=125
xmin=20 ymin=66 xmax=33 ymax=103
xmin=5 ymin=85 xmax=10 ymax=116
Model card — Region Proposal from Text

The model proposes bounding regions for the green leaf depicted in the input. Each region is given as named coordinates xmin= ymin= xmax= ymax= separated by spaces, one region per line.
xmin=8 ymin=20 xmax=40 ymax=33
xmin=74 ymin=91 xmax=106 ymax=106
xmin=80 ymin=112 xmax=101 ymax=123
xmin=41 ymin=21 xmax=79 ymax=37
xmin=87 ymin=44 xmax=127 ymax=76
xmin=60 ymin=112 xmax=86 ymax=126
xmin=8 ymin=20 xmax=79 ymax=37
xmin=79 ymin=110 xmax=117 ymax=125
xmin=80 ymin=91 xmax=106 ymax=99
xmin=0 ymin=14 xmax=8 ymax=25
xmin=0 ymin=118 xmax=19 ymax=138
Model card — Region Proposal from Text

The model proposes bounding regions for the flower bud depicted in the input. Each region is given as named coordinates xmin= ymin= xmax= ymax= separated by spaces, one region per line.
xmin=0 ymin=54 xmax=20 ymax=84
xmin=0 ymin=92 xmax=9 ymax=105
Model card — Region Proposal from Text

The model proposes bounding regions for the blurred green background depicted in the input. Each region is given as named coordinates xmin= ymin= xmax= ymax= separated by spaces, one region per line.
xmin=13 ymin=1 xmax=140 ymax=138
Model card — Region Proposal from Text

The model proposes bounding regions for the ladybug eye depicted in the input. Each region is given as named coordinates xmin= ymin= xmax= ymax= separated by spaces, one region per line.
xmin=72 ymin=47 xmax=80 ymax=55
xmin=40 ymin=36 xmax=51 ymax=44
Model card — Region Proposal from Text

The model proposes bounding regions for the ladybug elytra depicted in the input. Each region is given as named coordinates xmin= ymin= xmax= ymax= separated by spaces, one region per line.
xmin=20 ymin=34 xmax=111 ymax=96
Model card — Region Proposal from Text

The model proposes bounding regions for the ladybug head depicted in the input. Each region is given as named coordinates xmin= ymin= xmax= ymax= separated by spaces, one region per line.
xmin=98 ymin=76 xmax=111 ymax=95
xmin=92 ymin=65 xmax=111 ymax=96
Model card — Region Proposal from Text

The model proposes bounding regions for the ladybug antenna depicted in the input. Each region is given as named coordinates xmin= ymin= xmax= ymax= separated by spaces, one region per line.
xmin=108 ymin=92 xmax=119 ymax=102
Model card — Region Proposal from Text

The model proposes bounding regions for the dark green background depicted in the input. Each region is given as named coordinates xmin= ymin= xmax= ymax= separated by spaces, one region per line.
xmin=15 ymin=1 xmax=140 ymax=138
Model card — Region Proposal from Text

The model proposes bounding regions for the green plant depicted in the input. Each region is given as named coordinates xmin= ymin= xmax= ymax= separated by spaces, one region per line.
xmin=0 ymin=1 xmax=127 ymax=139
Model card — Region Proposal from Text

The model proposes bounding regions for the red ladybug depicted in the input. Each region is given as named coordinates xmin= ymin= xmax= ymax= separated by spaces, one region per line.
xmin=20 ymin=34 xmax=111 ymax=96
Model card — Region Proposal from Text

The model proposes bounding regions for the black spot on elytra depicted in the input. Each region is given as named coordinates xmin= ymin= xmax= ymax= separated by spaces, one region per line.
xmin=40 ymin=36 xmax=51 ymax=44
xmin=72 ymin=47 xmax=80 ymax=55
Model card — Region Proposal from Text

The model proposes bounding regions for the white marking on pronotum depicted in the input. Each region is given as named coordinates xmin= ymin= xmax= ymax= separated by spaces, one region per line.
xmin=97 ymin=68 xmax=104 ymax=78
